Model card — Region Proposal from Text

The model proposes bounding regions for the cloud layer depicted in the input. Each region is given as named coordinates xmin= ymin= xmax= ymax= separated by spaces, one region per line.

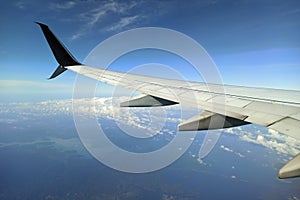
xmin=1 ymin=97 xmax=299 ymax=157
xmin=224 ymin=126 xmax=300 ymax=156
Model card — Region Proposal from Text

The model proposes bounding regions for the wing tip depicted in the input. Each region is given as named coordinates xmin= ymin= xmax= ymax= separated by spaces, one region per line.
xmin=35 ymin=21 xmax=47 ymax=27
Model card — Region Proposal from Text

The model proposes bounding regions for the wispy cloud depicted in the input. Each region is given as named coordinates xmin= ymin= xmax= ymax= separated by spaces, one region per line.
xmin=70 ymin=1 xmax=141 ymax=40
xmin=106 ymin=15 xmax=140 ymax=32
xmin=50 ymin=1 xmax=77 ymax=10
xmin=281 ymin=8 xmax=300 ymax=16
xmin=15 ymin=1 xmax=27 ymax=9
xmin=82 ymin=1 xmax=137 ymax=27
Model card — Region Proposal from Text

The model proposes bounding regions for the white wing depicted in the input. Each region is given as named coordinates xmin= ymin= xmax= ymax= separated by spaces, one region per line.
xmin=67 ymin=65 xmax=300 ymax=140
xmin=37 ymin=22 xmax=300 ymax=179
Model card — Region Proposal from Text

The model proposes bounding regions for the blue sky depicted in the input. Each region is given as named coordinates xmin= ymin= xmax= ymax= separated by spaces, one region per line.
xmin=0 ymin=0 xmax=300 ymax=102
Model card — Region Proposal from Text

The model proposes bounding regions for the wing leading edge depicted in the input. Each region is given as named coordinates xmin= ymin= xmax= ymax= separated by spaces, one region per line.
xmin=36 ymin=22 xmax=300 ymax=179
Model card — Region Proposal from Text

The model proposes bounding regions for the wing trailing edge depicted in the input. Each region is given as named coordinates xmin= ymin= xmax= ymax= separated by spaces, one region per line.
xmin=120 ymin=95 xmax=178 ymax=107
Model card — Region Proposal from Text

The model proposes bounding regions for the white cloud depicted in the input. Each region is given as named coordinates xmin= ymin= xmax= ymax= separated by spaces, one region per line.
xmin=71 ymin=1 xmax=140 ymax=40
xmin=107 ymin=15 xmax=140 ymax=32
xmin=197 ymin=158 xmax=203 ymax=164
xmin=2 ymin=97 xmax=300 ymax=157
xmin=50 ymin=1 xmax=76 ymax=10
xmin=220 ymin=144 xmax=233 ymax=153
xmin=220 ymin=144 xmax=245 ymax=158
xmin=15 ymin=1 xmax=26 ymax=9
xmin=0 ymin=97 xmax=179 ymax=137
xmin=82 ymin=1 xmax=138 ymax=27
xmin=224 ymin=126 xmax=300 ymax=156
xmin=256 ymin=135 xmax=264 ymax=142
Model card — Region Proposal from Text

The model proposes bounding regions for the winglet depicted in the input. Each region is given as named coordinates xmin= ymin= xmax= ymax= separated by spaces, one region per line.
xmin=36 ymin=22 xmax=81 ymax=79
xmin=48 ymin=65 xmax=68 ymax=79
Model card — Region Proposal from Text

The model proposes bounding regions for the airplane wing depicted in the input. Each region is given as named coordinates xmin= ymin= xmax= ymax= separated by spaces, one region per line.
xmin=36 ymin=22 xmax=300 ymax=179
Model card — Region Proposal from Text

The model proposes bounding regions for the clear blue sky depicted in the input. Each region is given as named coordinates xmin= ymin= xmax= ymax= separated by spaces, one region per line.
xmin=1 ymin=0 xmax=299 ymax=102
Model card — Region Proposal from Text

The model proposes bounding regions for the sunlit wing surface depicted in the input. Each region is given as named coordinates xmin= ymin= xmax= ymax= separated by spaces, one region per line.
xmin=67 ymin=65 xmax=300 ymax=139
xmin=36 ymin=22 xmax=300 ymax=179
